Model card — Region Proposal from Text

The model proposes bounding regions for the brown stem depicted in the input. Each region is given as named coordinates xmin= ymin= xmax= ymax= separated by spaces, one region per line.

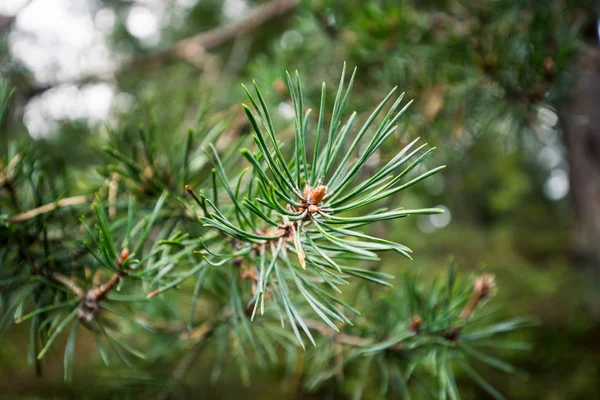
xmin=7 ymin=195 xmax=90 ymax=223
xmin=77 ymin=249 xmax=131 ymax=324
xmin=446 ymin=274 xmax=495 ymax=341
xmin=108 ymin=173 xmax=119 ymax=219
xmin=86 ymin=248 xmax=130 ymax=302
xmin=86 ymin=272 xmax=122 ymax=303
xmin=48 ymin=271 xmax=85 ymax=298
xmin=302 ymin=319 xmax=384 ymax=348
xmin=171 ymin=0 xmax=299 ymax=64
xmin=459 ymin=295 xmax=480 ymax=321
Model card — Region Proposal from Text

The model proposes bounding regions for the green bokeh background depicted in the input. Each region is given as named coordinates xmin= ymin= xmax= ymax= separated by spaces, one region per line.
xmin=1 ymin=0 xmax=599 ymax=398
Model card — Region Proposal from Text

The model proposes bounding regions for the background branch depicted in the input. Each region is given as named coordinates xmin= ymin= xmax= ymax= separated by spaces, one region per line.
xmin=22 ymin=0 xmax=299 ymax=99
xmin=7 ymin=195 xmax=91 ymax=223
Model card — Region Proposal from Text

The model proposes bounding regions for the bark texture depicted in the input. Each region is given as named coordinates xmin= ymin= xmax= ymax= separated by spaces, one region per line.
xmin=563 ymin=43 xmax=600 ymax=268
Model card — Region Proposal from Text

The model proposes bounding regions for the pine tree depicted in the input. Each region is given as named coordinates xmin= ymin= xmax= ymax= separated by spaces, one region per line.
xmin=1 ymin=65 xmax=531 ymax=398
xmin=1 ymin=0 xmax=596 ymax=398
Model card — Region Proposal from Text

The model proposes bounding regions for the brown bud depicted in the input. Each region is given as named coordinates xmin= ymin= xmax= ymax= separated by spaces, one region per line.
xmin=473 ymin=274 xmax=495 ymax=300
xmin=444 ymin=326 xmax=462 ymax=342
xmin=308 ymin=205 xmax=319 ymax=213
xmin=118 ymin=248 xmax=130 ymax=267
xmin=306 ymin=184 xmax=327 ymax=205
xmin=410 ymin=316 xmax=422 ymax=333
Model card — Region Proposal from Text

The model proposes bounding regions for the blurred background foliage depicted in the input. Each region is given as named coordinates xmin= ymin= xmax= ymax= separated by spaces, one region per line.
xmin=1 ymin=0 xmax=600 ymax=398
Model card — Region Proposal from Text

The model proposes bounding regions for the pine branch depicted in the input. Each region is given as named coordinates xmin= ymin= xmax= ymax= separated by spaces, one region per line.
xmin=197 ymin=67 xmax=445 ymax=345
xmin=46 ymin=271 xmax=85 ymax=298
xmin=7 ymin=195 xmax=91 ymax=223
xmin=302 ymin=319 xmax=376 ymax=347
xmin=169 ymin=0 xmax=299 ymax=66
xmin=0 ymin=60 xmax=532 ymax=398
xmin=446 ymin=274 xmax=496 ymax=341
xmin=306 ymin=274 xmax=497 ymax=349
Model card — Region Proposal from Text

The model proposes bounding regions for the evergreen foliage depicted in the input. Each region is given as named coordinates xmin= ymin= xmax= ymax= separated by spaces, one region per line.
xmin=4 ymin=0 xmax=598 ymax=398
xmin=1 ymin=65 xmax=530 ymax=398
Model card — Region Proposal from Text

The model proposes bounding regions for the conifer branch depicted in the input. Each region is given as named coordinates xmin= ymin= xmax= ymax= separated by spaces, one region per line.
xmin=7 ymin=195 xmax=91 ymax=223
xmin=0 ymin=63 xmax=532 ymax=398
xmin=46 ymin=271 xmax=85 ymax=298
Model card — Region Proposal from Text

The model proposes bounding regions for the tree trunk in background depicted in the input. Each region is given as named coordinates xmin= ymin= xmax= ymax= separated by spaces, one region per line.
xmin=563 ymin=43 xmax=600 ymax=269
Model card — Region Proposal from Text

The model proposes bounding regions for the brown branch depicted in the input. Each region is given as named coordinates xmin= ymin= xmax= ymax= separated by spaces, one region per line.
xmin=89 ymin=249 xmax=130 ymax=298
xmin=43 ymin=250 xmax=131 ymax=303
xmin=108 ymin=172 xmax=119 ymax=219
xmin=446 ymin=274 xmax=496 ymax=341
xmin=48 ymin=271 xmax=85 ymax=298
xmin=86 ymin=272 xmax=122 ymax=302
xmin=302 ymin=319 xmax=379 ymax=348
xmin=7 ymin=195 xmax=90 ymax=223
xmin=24 ymin=0 xmax=300 ymax=99
xmin=0 ymin=153 xmax=21 ymax=185
xmin=460 ymin=274 xmax=495 ymax=321
xmin=1 ymin=154 xmax=23 ymax=211
xmin=167 ymin=0 xmax=299 ymax=65
xmin=78 ymin=249 xmax=131 ymax=323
